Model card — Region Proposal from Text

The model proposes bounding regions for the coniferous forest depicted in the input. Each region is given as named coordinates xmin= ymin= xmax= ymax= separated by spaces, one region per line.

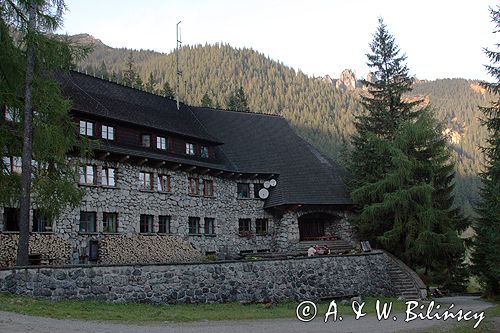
xmin=71 ymin=33 xmax=489 ymax=218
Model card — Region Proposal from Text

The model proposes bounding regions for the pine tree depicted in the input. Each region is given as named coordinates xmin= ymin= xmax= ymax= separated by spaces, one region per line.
xmin=0 ymin=0 xmax=88 ymax=265
xmin=472 ymin=5 xmax=500 ymax=297
xmin=226 ymin=86 xmax=249 ymax=112
xmin=201 ymin=92 xmax=213 ymax=107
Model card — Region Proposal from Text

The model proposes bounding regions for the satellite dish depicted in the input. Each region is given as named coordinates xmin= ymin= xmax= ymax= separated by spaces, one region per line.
xmin=258 ymin=188 xmax=269 ymax=199
xmin=269 ymin=179 xmax=277 ymax=187
xmin=263 ymin=181 xmax=271 ymax=189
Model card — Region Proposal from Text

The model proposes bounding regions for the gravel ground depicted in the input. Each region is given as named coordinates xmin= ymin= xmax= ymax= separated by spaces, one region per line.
xmin=0 ymin=296 xmax=494 ymax=333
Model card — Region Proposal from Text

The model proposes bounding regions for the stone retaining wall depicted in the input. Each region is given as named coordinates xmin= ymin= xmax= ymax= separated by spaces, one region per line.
xmin=0 ymin=251 xmax=395 ymax=304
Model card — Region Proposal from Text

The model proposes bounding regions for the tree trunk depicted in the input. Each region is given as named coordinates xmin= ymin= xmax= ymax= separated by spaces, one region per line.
xmin=16 ymin=1 xmax=36 ymax=266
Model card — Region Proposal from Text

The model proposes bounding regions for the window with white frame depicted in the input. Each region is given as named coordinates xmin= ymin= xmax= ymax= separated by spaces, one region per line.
xmin=5 ymin=106 xmax=21 ymax=122
xmin=2 ymin=156 xmax=22 ymax=174
xmin=101 ymin=125 xmax=114 ymax=140
xmin=157 ymin=174 xmax=170 ymax=192
xmin=79 ymin=211 xmax=96 ymax=233
xmin=79 ymin=165 xmax=96 ymax=185
xmin=200 ymin=146 xmax=209 ymax=158
xmin=204 ymin=218 xmax=215 ymax=235
xmin=157 ymin=136 xmax=167 ymax=150
xmin=185 ymin=143 xmax=195 ymax=155
xmin=140 ymin=214 xmax=153 ymax=233
xmin=101 ymin=167 xmax=116 ymax=186
xmin=103 ymin=212 xmax=118 ymax=233
xmin=79 ymin=120 xmax=93 ymax=136
xmin=158 ymin=215 xmax=171 ymax=234
xmin=139 ymin=171 xmax=153 ymax=190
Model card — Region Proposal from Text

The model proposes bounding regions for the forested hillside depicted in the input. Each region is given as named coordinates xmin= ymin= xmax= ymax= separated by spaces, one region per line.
xmin=70 ymin=34 xmax=489 ymax=215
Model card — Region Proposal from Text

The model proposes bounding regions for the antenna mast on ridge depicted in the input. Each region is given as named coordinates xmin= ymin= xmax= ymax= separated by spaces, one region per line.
xmin=176 ymin=21 xmax=182 ymax=110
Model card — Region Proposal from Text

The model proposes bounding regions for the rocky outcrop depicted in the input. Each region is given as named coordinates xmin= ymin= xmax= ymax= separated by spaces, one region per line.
xmin=336 ymin=69 xmax=358 ymax=92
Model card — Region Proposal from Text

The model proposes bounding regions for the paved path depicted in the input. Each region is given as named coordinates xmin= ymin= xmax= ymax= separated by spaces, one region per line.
xmin=0 ymin=296 xmax=494 ymax=333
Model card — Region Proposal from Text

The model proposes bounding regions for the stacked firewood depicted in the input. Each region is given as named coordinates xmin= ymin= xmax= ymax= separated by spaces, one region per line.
xmin=0 ymin=234 xmax=72 ymax=267
xmin=98 ymin=234 xmax=204 ymax=265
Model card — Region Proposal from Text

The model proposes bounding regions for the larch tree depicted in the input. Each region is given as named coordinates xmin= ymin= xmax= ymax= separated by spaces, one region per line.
xmin=0 ymin=0 xmax=88 ymax=265
xmin=472 ymin=5 xmax=500 ymax=297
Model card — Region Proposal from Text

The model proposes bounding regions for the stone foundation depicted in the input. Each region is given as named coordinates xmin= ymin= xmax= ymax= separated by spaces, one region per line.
xmin=0 ymin=251 xmax=395 ymax=304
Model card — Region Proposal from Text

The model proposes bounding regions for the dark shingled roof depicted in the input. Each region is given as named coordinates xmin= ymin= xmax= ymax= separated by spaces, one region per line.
xmin=190 ymin=107 xmax=352 ymax=208
xmin=58 ymin=70 xmax=352 ymax=208
xmin=55 ymin=70 xmax=221 ymax=144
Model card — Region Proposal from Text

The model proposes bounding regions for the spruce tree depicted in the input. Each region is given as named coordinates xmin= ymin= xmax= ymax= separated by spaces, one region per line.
xmin=346 ymin=19 xmax=468 ymax=285
xmin=472 ymin=5 xmax=500 ymax=297
xmin=144 ymin=72 xmax=156 ymax=93
xmin=226 ymin=86 xmax=249 ymax=112
xmin=162 ymin=81 xmax=174 ymax=98
xmin=122 ymin=51 xmax=138 ymax=87
xmin=201 ymin=92 xmax=213 ymax=107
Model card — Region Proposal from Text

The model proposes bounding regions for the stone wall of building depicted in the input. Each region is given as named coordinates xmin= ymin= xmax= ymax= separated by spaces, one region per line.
xmin=0 ymin=158 xmax=356 ymax=267
xmin=0 ymin=251 xmax=395 ymax=304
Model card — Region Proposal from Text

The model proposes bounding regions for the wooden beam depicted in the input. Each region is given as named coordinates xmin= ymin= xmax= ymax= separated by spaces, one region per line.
xmin=200 ymin=168 xmax=211 ymax=175
xmin=119 ymin=155 xmax=130 ymax=163
xmin=186 ymin=166 xmax=196 ymax=172
xmin=171 ymin=163 xmax=182 ymax=170
xmin=155 ymin=161 xmax=166 ymax=168
xmin=251 ymin=173 xmax=259 ymax=179
xmin=138 ymin=158 xmax=148 ymax=166
xmin=227 ymin=172 xmax=235 ymax=178
xmin=99 ymin=152 xmax=110 ymax=160
xmin=213 ymin=170 xmax=223 ymax=177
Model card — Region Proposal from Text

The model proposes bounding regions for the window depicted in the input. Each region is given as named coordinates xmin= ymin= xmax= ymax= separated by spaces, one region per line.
xmin=256 ymin=218 xmax=268 ymax=235
xmin=140 ymin=214 xmax=153 ymax=233
xmin=101 ymin=125 xmax=114 ymax=140
xmin=253 ymin=183 xmax=264 ymax=198
xmin=237 ymin=183 xmax=250 ymax=199
xmin=2 ymin=156 xmax=22 ymax=174
xmin=139 ymin=171 xmax=153 ymax=190
xmin=101 ymin=167 xmax=115 ymax=186
xmin=188 ymin=177 xmax=199 ymax=195
xmin=185 ymin=143 xmax=195 ymax=155
xmin=103 ymin=212 xmax=118 ymax=233
xmin=157 ymin=136 xmax=167 ymax=150
xmin=79 ymin=120 xmax=93 ymax=136
xmin=141 ymin=134 xmax=151 ymax=148
xmin=238 ymin=218 xmax=251 ymax=235
xmin=188 ymin=217 xmax=200 ymax=235
xmin=79 ymin=165 xmax=96 ymax=185
xmin=157 ymin=174 xmax=171 ymax=192
xmin=200 ymin=146 xmax=209 ymax=158
xmin=204 ymin=218 xmax=215 ymax=235
xmin=158 ymin=215 xmax=171 ymax=234
xmin=79 ymin=211 xmax=96 ymax=233
xmin=203 ymin=179 xmax=214 ymax=197
xmin=5 ymin=106 xmax=21 ymax=122
xmin=3 ymin=207 xmax=19 ymax=231
xmin=33 ymin=210 xmax=51 ymax=232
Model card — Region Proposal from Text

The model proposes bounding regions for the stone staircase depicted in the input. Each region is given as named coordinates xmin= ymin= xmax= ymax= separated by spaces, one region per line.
xmin=295 ymin=239 xmax=353 ymax=254
xmin=384 ymin=251 xmax=427 ymax=300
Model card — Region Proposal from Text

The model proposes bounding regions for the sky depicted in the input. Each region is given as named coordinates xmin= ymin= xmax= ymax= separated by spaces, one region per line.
xmin=58 ymin=0 xmax=499 ymax=81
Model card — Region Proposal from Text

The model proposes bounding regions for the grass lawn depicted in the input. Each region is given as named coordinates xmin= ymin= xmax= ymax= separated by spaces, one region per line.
xmin=0 ymin=293 xmax=407 ymax=322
